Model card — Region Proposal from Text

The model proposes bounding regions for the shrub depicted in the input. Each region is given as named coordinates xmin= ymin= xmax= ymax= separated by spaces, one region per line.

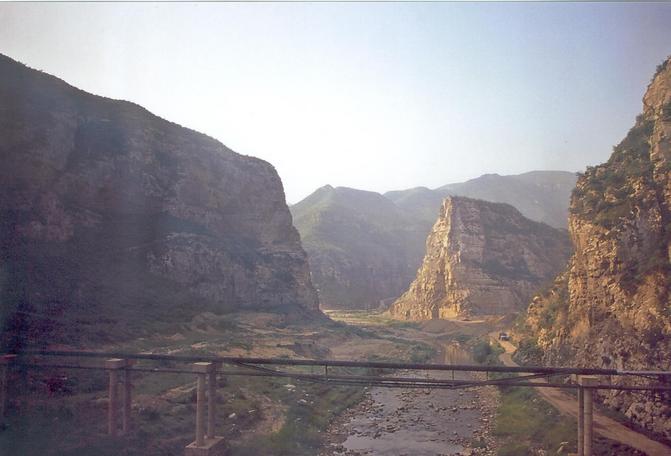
xmin=653 ymin=56 xmax=670 ymax=80
xmin=572 ymin=119 xmax=654 ymax=228
xmin=472 ymin=340 xmax=503 ymax=365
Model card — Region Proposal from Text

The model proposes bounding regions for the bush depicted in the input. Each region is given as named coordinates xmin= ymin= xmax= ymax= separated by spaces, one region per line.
xmin=472 ymin=340 xmax=503 ymax=365
xmin=663 ymin=100 xmax=671 ymax=120
xmin=138 ymin=406 xmax=161 ymax=422
xmin=515 ymin=338 xmax=544 ymax=365
xmin=653 ymin=56 xmax=670 ymax=80
xmin=572 ymin=119 xmax=655 ymax=228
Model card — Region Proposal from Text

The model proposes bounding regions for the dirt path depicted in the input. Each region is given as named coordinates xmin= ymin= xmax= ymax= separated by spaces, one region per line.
xmin=490 ymin=333 xmax=671 ymax=456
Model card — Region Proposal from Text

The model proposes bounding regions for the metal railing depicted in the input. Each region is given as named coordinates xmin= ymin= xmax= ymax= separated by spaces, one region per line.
xmin=2 ymin=350 xmax=670 ymax=456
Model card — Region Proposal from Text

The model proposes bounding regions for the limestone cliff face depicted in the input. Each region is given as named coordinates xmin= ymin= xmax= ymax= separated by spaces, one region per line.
xmin=522 ymin=57 xmax=671 ymax=438
xmin=389 ymin=197 xmax=571 ymax=319
xmin=0 ymin=54 xmax=319 ymax=346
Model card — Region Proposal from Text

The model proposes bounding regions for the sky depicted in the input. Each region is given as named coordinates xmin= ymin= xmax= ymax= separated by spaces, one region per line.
xmin=1 ymin=3 xmax=671 ymax=204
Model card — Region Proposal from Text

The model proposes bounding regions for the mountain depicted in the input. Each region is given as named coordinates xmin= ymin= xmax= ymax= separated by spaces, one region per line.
xmin=519 ymin=57 xmax=671 ymax=439
xmin=291 ymin=185 xmax=426 ymax=309
xmin=293 ymin=171 xmax=576 ymax=310
xmin=0 ymin=54 xmax=319 ymax=348
xmin=382 ymin=186 xmax=447 ymax=227
xmin=389 ymin=197 xmax=571 ymax=319
xmin=386 ymin=171 xmax=577 ymax=229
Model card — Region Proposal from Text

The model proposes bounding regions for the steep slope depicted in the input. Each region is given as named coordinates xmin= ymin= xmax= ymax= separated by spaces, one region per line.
xmin=390 ymin=197 xmax=571 ymax=319
xmin=386 ymin=171 xmax=577 ymax=229
xmin=520 ymin=57 xmax=671 ymax=439
xmin=0 ymin=54 xmax=319 ymax=347
xmin=291 ymin=186 xmax=426 ymax=309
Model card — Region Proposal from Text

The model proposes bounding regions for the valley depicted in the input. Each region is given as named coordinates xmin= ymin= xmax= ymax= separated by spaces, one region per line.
xmin=1 ymin=9 xmax=671 ymax=455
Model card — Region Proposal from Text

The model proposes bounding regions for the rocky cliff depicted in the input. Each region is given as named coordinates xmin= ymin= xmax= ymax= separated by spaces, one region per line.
xmin=0 ymin=54 xmax=319 ymax=347
xmin=390 ymin=197 xmax=571 ymax=319
xmin=520 ymin=57 xmax=671 ymax=439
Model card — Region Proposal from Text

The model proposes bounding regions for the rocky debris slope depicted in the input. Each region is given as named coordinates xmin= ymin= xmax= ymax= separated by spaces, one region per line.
xmin=0 ymin=54 xmax=319 ymax=347
xmin=520 ymin=56 xmax=671 ymax=439
xmin=390 ymin=197 xmax=571 ymax=320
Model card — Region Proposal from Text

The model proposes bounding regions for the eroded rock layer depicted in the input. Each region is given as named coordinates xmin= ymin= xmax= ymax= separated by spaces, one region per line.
xmin=390 ymin=197 xmax=571 ymax=319
xmin=0 ymin=54 xmax=319 ymax=346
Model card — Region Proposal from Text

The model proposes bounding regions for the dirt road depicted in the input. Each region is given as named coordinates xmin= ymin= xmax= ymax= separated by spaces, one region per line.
xmin=491 ymin=334 xmax=671 ymax=456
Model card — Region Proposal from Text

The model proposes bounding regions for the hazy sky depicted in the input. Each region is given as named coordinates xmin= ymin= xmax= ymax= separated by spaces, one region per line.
xmin=1 ymin=3 xmax=671 ymax=203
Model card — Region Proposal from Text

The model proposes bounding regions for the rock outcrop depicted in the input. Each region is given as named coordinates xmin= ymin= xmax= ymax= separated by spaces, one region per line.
xmin=520 ymin=56 xmax=671 ymax=439
xmin=0 ymin=54 xmax=319 ymax=346
xmin=390 ymin=197 xmax=571 ymax=319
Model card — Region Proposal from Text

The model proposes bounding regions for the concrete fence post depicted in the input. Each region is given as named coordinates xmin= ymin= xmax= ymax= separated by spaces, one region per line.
xmin=185 ymin=362 xmax=226 ymax=456
xmin=122 ymin=359 xmax=135 ymax=434
xmin=195 ymin=363 xmax=208 ymax=446
xmin=578 ymin=383 xmax=584 ymax=456
xmin=578 ymin=375 xmax=599 ymax=456
xmin=106 ymin=358 xmax=125 ymax=436
xmin=207 ymin=363 xmax=220 ymax=439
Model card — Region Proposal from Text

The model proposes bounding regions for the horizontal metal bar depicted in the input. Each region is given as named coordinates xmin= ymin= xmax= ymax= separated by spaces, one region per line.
xmin=618 ymin=370 xmax=671 ymax=376
xmin=14 ymin=362 xmax=671 ymax=392
xmin=19 ymin=349 xmax=671 ymax=377
xmin=15 ymin=362 xmax=194 ymax=375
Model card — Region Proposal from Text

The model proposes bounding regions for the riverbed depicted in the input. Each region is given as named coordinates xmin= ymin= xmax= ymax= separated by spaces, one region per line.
xmin=321 ymin=343 xmax=498 ymax=456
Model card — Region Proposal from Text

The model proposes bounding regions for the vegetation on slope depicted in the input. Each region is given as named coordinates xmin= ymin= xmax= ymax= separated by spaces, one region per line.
xmin=571 ymin=118 xmax=656 ymax=228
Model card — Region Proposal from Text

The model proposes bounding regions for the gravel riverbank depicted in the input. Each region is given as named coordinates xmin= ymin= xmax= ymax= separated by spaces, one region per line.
xmin=320 ymin=363 xmax=500 ymax=455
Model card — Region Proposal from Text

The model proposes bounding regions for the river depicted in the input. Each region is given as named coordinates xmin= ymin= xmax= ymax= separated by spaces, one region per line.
xmin=321 ymin=343 xmax=497 ymax=456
